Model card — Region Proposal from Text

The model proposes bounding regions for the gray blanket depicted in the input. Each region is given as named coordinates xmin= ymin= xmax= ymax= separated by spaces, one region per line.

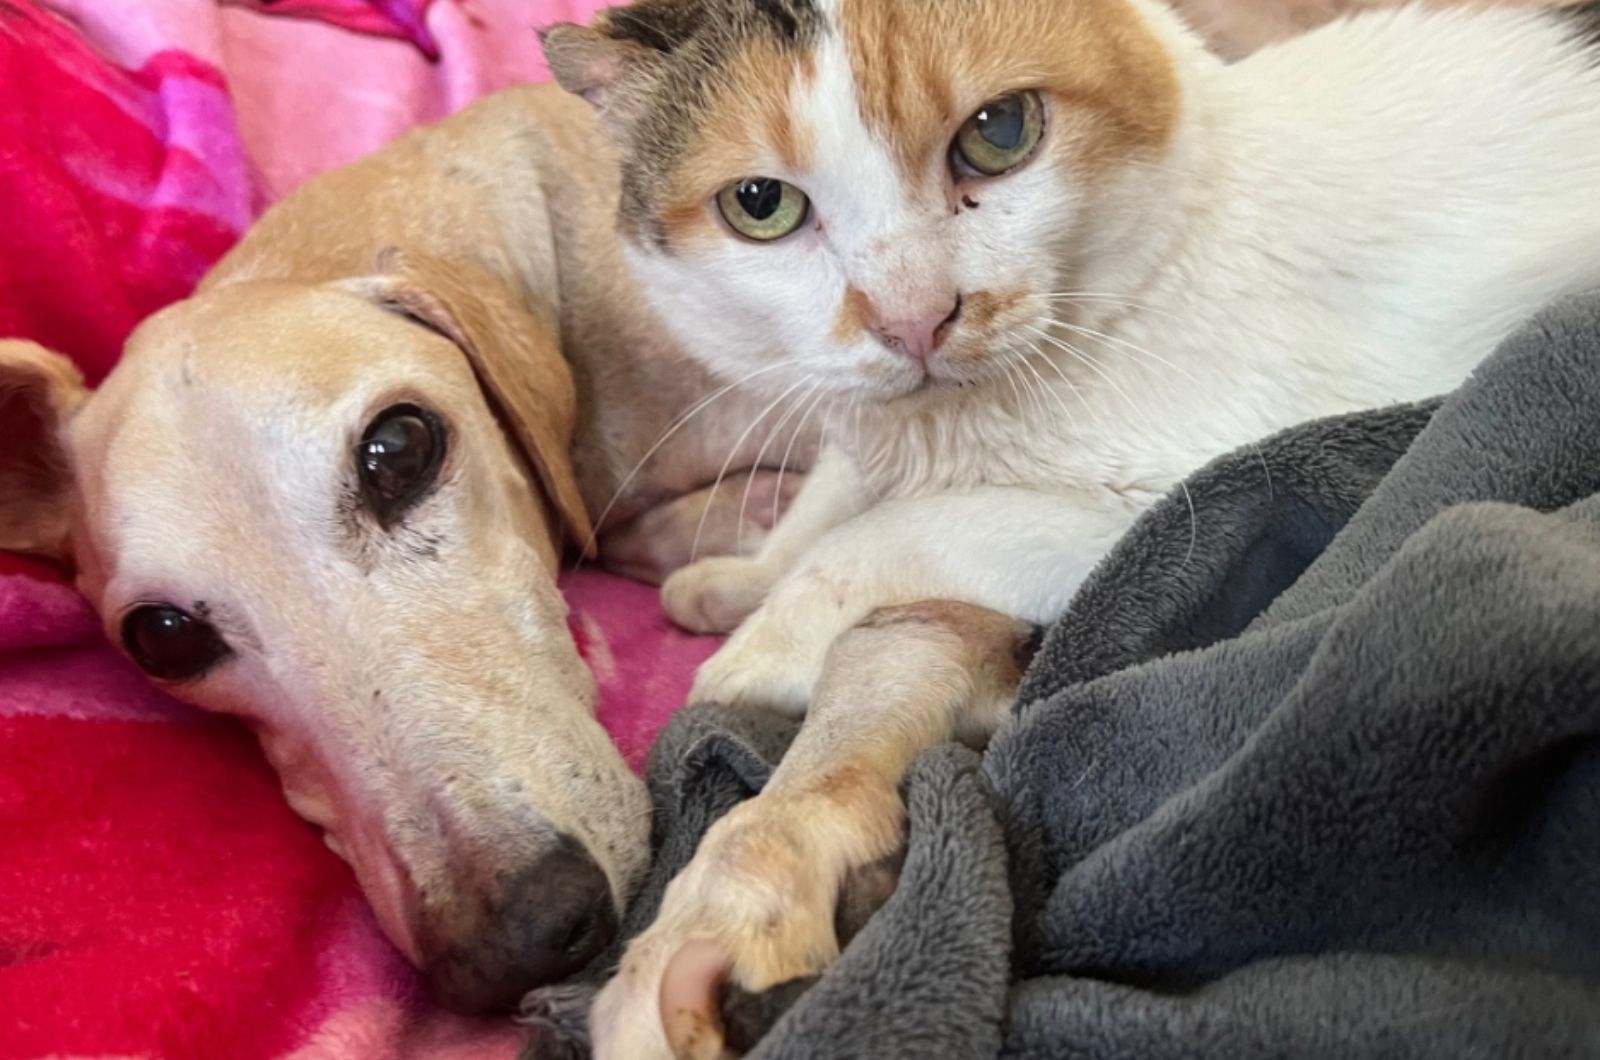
xmin=524 ymin=294 xmax=1600 ymax=1059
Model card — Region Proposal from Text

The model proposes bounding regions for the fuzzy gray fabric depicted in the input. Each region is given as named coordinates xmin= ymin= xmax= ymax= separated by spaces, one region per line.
xmin=522 ymin=293 xmax=1600 ymax=1059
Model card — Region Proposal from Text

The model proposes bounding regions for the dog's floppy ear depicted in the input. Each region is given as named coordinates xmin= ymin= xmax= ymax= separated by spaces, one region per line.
xmin=0 ymin=340 xmax=89 ymax=563
xmin=347 ymin=250 xmax=596 ymax=559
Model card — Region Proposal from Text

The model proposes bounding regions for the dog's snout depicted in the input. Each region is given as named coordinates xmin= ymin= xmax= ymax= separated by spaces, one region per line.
xmin=424 ymin=834 xmax=618 ymax=1013
xmin=514 ymin=837 xmax=618 ymax=982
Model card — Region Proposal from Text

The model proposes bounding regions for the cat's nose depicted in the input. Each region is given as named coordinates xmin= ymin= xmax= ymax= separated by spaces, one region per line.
xmin=868 ymin=295 xmax=962 ymax=364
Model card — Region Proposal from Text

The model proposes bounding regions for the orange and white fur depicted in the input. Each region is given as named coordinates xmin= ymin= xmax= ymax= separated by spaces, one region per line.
xmin=545 ymin=0 xmax=1600 ymax=1055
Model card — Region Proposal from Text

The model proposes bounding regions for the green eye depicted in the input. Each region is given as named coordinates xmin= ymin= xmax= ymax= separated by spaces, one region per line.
xmin=952 ymin=91 xmax=1045 ymax=177
xmin=716 ymin=178 xmax=810 ymax=241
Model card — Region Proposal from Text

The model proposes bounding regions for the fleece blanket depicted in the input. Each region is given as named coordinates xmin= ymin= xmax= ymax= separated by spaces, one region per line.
xmin=584 ymin=294 xmax=1600 ymax=1060
xmin=0 ymin=2 xmax=721 ymax=1058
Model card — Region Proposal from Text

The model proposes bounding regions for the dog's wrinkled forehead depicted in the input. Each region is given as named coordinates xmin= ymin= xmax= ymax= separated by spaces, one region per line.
xmin=72 ymin=284 xmax=485 ymax=563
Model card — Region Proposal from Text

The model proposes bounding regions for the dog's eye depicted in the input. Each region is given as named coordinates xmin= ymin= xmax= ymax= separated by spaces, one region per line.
xmin=357 ymin=404 xmax=446 ymax=526
xmin=121 ymin=605 xmax=231 ymax=682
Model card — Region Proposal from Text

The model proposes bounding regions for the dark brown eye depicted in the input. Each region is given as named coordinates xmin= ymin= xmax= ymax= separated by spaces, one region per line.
xmin=357 ymin=404 xmax=445 ymax=526
xmin=121 ymin=605 xmax=231 ymax=682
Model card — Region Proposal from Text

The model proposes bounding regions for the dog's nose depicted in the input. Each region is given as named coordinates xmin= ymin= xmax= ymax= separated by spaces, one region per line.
xmin=868 ymin=295 xmax=962 ymax=364
xmin=423 ymin=835 xmax=618 ymax=1013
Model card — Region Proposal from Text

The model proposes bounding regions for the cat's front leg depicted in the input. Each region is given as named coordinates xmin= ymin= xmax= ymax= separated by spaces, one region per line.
xmin=592 ymin=488 xmax=1134 ymax=1058
xmin=661 ymin=443 xmax=872 ymax=634
xmin=688 ymin=484 xmax=1133 ymax=715
xmin=590 ymin=600 xmax=1037 ymax=1060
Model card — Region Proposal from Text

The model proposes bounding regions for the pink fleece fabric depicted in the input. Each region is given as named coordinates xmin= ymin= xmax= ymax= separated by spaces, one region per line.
xmin=0 ymin=2 xmax=718 ymax=1056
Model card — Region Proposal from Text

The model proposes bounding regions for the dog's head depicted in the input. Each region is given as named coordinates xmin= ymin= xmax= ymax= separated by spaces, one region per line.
xmin=0 ymin=252 xmax=651 ymax=1012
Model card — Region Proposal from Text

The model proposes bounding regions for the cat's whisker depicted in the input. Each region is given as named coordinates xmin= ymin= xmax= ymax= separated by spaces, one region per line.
xmin=1044 ymin=316 xmax=1199 ymax=387
xmin=1015 ymin=342 xmax=1082 ymax=431
xmin=1041 ymin=291 xmax=1178 ymax=316
xmin=998 ymin=352 xmax=1029 ymax=417
xmin=1042 ymin=295 xmax=1184 ymax=327
xmin=991 ymin=326 xmax=1033 ymax=419
xmin=1019 ymin=338 xmax=1098 ymax=427
xmin=1026 ymin=324 xmax=1158 ymax=433
xmin=850 ymin=395 xmax=867 ymax=469
xmin=996 ymin=325 xmax=1052 ymax=423
xmin=1002 ymin=345 xmax=1050 ymax=424
xmin=1027 ymin=326 xmax=1202 ymax=563
xmin=736 ymin=377 xmax=819 ymax=556
xmin=1251 ymin=442 xmax=1275 ymax=500
xmin=820 ymin=391 xmax=845 ymax=448
xmin=1177 ymin=478 xmax=1199 ymax=570
xmin=690 ymin=377 xmax=811 ymax=565
xmin=771 ymin=382 xmax=831 ymax=531
xmin=577 ymin=358 xmax=804 ymax=566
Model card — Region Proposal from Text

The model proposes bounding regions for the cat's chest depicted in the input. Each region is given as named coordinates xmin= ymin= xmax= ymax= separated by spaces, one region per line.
xmin=854 ymin=301 xmax=1485 ymax=506
xmin=857 ymin=393 xmax=1177 ymax=505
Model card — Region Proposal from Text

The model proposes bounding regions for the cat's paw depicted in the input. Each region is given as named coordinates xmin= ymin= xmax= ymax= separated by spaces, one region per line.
xmin=661 ymin=556 xmax=776 ymax=635
xmin=589 ymin=798 xmax=868 ymax=1060
xmin=688 ymin=623 xmax=824 ymax=715
xmin=685 ymin=566 xmax=868 ymax=713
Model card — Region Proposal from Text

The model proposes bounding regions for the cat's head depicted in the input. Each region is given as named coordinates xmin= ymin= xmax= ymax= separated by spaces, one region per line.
xmin=544 ymin=0 xmax=1199 ymax=407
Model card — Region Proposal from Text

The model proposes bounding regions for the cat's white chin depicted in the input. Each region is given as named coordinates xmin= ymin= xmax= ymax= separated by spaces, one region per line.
xmin=871 ymin=367 xmax=990 ymax=408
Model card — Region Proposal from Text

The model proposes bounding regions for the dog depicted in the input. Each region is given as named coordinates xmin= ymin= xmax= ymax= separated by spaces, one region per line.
xmin=0 ymin=83 xmax=808 ymax=1014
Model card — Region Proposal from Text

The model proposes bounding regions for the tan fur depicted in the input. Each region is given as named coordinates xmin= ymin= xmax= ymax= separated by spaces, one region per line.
xmin=343 ymin=251 xmax=593 ymax=554
xmin=830 ymin=285 xmax=876 ymax=346
xmin=962 ymin=287 xmax=1028 ymax=331
xmin=0 ymin=84 xmax=808 ymax=1012
xmin=0 ymin=342 xmax=88 ymax=561
xmin=839 ymin=0 xmax=1181 ymax=180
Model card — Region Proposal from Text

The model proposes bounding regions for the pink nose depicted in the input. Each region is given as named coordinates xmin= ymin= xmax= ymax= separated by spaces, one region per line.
xmin=868 ymin=295 xmax=962 ymax=364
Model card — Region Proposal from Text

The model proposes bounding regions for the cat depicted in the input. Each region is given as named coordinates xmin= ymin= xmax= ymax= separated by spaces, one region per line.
xmin=543 ymin=0 xmax=1600 ymax=1054
xmin=548 ymin=0 xmax=1600 ymax=705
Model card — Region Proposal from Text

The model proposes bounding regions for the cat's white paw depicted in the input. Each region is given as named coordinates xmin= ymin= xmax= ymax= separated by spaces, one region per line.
xmin=687 ymin=618 xmax=829 ymax=715
xmin=685 ymin=565 xmax=871 ymax=713
xmin=661 ymin=556 xmax=776 ymax=635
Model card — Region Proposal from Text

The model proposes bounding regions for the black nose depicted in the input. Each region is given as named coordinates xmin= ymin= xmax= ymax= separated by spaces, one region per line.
xmin=424 ymin=835 xmax=618 ymax=1014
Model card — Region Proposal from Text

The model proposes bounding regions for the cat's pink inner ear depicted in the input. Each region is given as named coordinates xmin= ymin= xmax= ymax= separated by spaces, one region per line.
xmin=540 ymin=23 xmax=640 ymax=107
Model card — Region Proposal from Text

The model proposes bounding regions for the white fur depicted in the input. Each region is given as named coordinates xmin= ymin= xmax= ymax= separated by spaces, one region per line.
xmin=601 ymin=5 xmax=1600 ymax=1055
xmin=655 ymin=1 xmax=1600 ymax=642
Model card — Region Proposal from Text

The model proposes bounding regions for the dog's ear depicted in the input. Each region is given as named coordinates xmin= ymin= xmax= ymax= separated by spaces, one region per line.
xmin=541 ymin=1 xmax=700 ymax=110
xmin=0 ymin=340 xmax=89 ymax=563
xmin=347 ymin=251 xmax=597 ymax=559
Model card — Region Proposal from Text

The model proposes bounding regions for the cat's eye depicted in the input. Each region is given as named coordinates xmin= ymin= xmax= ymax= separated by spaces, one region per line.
xmin=122 ymin=605 xmax=231 ymax=682
xmin=952 ymin=91 xmax=1045 ymax=177
xmin=357 ymin=403 xmax=446 ymax=527
xmin=716 ymin=178 xmax=810 ymax=242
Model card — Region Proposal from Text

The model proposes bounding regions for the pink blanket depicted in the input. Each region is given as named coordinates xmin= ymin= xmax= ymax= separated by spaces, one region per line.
xmin=0 ymin=2 xmax=716 ymax=1056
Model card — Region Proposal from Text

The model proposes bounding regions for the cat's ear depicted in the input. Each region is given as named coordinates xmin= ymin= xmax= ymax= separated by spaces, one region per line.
xmin=541 ymin=1 xmax=702 ymax=108
xmin=540 ymin=23 xmax=639 ymax=107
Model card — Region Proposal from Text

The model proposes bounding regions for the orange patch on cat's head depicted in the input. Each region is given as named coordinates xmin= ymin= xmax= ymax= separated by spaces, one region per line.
xmin=962 ymin=288 xmax=1027 ymax=331
xmin=832 ymin=286 xmax=876 ymax=345
xmin=839 ymin=0 xmax=1180 ymax=180
xmin=657 ymin=38 xmax=818 ymax=248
